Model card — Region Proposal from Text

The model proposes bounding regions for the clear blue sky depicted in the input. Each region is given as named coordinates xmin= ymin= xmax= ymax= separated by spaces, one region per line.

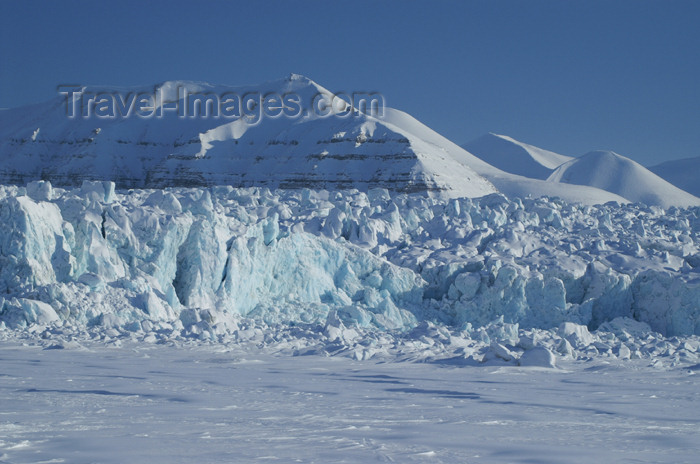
xmin=1 ymin=0 xmax=699 ymax=165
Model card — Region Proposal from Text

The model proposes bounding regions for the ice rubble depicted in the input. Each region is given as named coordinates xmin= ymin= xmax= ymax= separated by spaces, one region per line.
xmin=1 ymin=181 xmax=700 ymax=366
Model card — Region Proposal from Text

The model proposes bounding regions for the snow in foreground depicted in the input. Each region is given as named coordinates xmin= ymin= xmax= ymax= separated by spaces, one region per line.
xmin=1 ymin=337 xmax=699 ymax=464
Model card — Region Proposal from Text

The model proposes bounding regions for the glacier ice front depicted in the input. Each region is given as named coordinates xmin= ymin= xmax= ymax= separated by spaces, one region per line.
xmin=1 ymin=182 xmax=699 ymax=338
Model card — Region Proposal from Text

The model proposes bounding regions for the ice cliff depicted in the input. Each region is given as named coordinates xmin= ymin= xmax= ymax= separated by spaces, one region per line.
xmin=1 ymin=181 xmax=699 ymax=337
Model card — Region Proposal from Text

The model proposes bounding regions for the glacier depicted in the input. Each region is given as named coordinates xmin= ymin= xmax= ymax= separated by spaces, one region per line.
xmin=1 ymin=181 xmax=699 ymax=340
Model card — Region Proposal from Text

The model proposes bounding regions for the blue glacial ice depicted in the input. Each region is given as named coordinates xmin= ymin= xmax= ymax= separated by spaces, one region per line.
xmin=1 ymin=182 xmax=699 ymax=338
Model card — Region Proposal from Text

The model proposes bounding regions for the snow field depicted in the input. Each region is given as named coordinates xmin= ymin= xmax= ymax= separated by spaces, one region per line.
xmin=0 ymin=337 xmax=699 ymax=464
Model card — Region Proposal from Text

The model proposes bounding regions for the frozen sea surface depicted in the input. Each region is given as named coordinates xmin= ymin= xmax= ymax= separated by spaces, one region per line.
xmin=1 ymin=340 xmax=699 ymax=464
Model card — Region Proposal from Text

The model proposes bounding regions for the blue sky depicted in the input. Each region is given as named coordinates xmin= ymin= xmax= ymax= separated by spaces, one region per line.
xmin=1 ymin=0 xmax=699 ymax=165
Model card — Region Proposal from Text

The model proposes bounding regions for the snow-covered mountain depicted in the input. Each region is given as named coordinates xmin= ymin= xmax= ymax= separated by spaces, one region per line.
xmin=1 ymin=75 xmax=634 ymax=205
xmin=463 ymin=134 xmax=700 ymax=208
xmin=3 ymin=74 xmax=696 ymax=207
xmin=462 ymin=133 xmax=573 ymax=180
xmin=0 ymin=75 xmax=496 ymax=199
xmin=649 ymin=156 xmax=700 ymax=197
xmin=547 ymin=150 xmax=700 ymax=208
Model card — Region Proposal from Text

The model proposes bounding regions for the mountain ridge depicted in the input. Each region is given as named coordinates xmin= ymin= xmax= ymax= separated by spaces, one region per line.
xmin=0 ymin=75 xmax=689 ymax=206
xmin=0 ymin=76 xmax=499 ymax=199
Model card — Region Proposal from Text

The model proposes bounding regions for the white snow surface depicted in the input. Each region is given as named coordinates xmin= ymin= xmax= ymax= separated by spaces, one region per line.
xmin=463 ymin=133 xmax=574 ymax=179
xmin=548 ymin=150 xmax=700 ymax=208
xmin=1 ymin=327 xmax=700 ymax=463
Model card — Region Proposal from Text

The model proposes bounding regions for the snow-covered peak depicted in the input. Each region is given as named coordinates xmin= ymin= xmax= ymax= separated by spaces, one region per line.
xmin=0 ymin=76 xmax=497 ymax=199
xmin=548 ymin=150 xmax=700 ymax=208
xmin=285 ymin=72 xmax=312 ymax=82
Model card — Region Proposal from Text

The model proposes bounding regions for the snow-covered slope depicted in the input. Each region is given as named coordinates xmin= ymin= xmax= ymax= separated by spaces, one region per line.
xmin=548 ymin=150 xmax=700 ymax=208
xmin=462 ymin=133 xmax=573 ymax=179
xmin=366 ymin=113 xmax=628 ymax=205
xmin=374 ymin=122 xmax=627 ymax=205
xmin=649 ymin=156 xmax=700 ymax=197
